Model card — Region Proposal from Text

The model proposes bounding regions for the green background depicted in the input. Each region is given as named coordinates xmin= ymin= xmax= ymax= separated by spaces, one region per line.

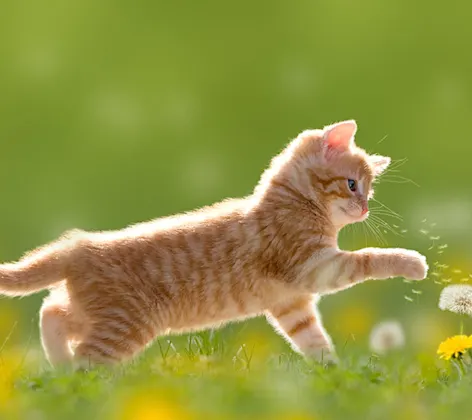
xmin=0 ymin=0 xmax=471 ymax=357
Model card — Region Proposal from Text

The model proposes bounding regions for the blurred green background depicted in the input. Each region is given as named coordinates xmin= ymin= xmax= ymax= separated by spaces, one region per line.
xmin=0 ymin=0 xmax=471 ymax=358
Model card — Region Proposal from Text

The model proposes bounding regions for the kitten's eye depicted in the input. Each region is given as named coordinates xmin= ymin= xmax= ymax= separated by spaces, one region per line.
xmin=347 ymin=179 xmax=357 ymax=192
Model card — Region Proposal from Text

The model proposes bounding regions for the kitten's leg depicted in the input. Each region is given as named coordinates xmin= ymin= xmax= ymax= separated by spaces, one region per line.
xmin=73 ymin=333 xmax=124 ymax=369
xmin=40 ymin=303 xmax=75 ymax=367
xmin=72 ymin=316 xmax=152 ymax=369
xmin=268 ymin=295 xmax=336 ymax=364
xmin=73 ymin=322 xmax=136 ymax=369
xmin=311 ymin=248 xmax=428 ymax=294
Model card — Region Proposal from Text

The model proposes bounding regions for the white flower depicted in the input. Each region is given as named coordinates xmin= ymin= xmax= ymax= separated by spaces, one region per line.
xmin=438 ymin=285 xmax=472 ymax=316
xmin=369 ymin=321 xmax=405 ymax=354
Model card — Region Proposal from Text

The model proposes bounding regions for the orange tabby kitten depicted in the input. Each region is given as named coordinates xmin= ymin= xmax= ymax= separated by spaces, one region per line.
xmin=0 ymin=120 xmax=428 ymax=368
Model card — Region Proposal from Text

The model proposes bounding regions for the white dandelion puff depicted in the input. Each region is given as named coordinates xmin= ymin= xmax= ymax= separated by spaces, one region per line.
xmin=369 ymin=321 xmax=405 ymax=354
xmin=438 ymin=285 xmax=472 ymax=316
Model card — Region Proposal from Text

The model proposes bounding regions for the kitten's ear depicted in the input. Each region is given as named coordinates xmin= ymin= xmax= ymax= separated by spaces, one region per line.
xmin=323 ymin=120 xmax=357 ymax=153
xmin=370 ymin=155 xmax=391 ymax=176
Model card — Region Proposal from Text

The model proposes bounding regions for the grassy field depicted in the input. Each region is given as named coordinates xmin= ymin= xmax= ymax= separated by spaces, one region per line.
xmin=0 ymin=324 xmax=468 ymax=420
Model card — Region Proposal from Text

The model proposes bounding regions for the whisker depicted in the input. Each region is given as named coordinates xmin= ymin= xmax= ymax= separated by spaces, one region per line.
xmin=368 ymin=214 xmax=402 ymax=237
xmin=377 ymin=134 xmax=388 ymax=144
xmin=369 ymin=212 xmax=400 ymax=229
xmin=374 ymin=157 xmax=411 ymax=185
xmin=386 ymin=157 xmax=409 ymax=172
xmin=376 ymin=157 xmax=408 ymax=178
xmin=361 ymin=219 xmax=368 ymax=246
xmin=371 ymin=198 xmax=402 ymax=219
xmin=363 ymin=218 xmax=387 ymax=245
xmin=362 ymin=220 xmax=377 ymax=243
xmin=380 ymin=175 xmax=420 ymax=187
xmin=369 ymin=208 xmax=403 ymax=221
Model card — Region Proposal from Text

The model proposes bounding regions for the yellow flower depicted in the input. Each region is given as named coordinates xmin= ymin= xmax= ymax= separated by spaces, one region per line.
xmin=117 ymin=392 xmax=192 ymax=420
xmin=437 ymin=335 xmax=472 ymax=360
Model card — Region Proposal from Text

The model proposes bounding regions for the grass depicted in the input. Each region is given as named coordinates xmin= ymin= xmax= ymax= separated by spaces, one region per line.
xmin=0 ymin=327 xmax=470 ymax=420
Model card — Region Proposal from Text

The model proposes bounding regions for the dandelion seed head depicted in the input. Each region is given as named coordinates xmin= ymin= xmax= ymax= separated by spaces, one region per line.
xmin=369 ymin=321 xmax=405 ymax=354
xmin=438 ymin=285 xmax=472 ymax=316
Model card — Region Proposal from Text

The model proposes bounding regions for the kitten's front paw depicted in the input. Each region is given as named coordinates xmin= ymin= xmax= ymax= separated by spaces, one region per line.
xmin=396 ymin=249 xmax=428 ymax=281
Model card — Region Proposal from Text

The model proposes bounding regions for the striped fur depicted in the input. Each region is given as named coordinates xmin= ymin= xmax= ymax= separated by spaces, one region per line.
xmin=0 ymin=120 xmax=428 ymax=368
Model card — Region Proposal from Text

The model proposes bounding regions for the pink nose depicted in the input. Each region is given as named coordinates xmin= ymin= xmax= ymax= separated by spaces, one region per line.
xmin=361 ymin=206 xmax=369 ymax=215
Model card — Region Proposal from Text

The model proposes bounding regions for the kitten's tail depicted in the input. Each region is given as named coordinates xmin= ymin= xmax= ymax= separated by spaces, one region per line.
xmin=0 ymin=241 xmax=70 ymax=297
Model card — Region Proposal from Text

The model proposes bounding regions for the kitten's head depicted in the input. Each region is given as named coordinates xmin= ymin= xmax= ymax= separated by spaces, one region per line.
xmin=261 ymin=120 xmax=390 ymax=229
xmin=312 ymin=120 xmax=390 ymax=228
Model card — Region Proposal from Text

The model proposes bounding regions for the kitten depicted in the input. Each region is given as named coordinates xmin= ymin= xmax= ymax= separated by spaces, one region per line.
xmin=0 ymin=120 xmax=428 ymax=368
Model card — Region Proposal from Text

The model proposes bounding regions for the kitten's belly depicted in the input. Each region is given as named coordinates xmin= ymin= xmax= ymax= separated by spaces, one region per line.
xmin=165 ymin=284 xmax=276 ymax=332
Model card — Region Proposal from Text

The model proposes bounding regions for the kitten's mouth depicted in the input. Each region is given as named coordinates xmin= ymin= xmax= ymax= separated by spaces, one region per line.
xmin=340 ymin=207 xmax=369 ymax=221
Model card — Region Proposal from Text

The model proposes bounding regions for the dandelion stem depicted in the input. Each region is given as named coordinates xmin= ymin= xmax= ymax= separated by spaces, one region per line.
xmin=453 ymin=358 xmax=467 ymax=379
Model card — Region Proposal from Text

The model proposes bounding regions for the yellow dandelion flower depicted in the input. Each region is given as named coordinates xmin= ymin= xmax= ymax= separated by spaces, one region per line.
xmin=437 ymin=335 xmax=472 ymax=360
xmin=118 ymin=392 xmax=192 ymax=420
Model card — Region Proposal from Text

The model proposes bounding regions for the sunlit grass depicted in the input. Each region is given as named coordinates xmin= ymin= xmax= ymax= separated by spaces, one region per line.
xmin=0 ymin=328 xmax=470 ymax=420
